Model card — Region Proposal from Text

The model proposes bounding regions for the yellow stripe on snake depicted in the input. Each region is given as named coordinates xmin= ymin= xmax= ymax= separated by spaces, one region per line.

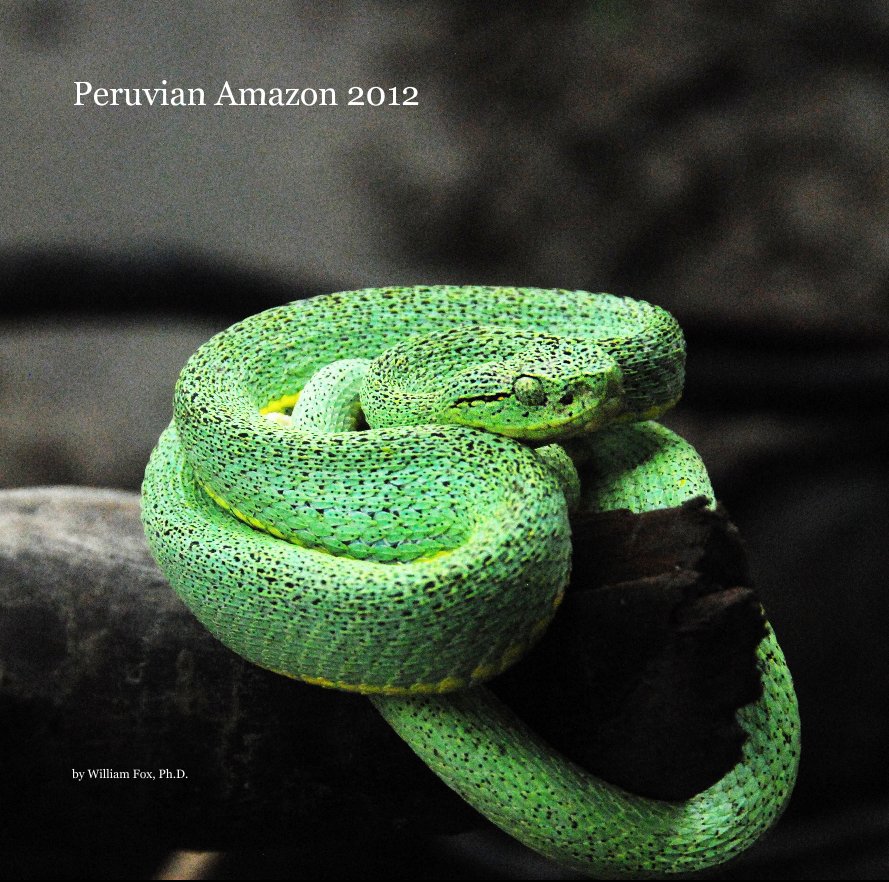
xmin=141 ymin=286 xmax=799 ymax=876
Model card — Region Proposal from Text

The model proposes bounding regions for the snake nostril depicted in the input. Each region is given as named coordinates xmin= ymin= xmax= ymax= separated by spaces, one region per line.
xmin=559 ymin=392 xmax=574 ymax=406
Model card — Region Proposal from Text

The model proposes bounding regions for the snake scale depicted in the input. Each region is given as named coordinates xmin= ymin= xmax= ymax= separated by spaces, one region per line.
xmin=141 ymin=285 xmax=800 ymax=876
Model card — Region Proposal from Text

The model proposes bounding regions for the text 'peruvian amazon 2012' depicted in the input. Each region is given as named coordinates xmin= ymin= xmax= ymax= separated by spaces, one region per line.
xmin=74 ymin=80 xmax=419 ymax=108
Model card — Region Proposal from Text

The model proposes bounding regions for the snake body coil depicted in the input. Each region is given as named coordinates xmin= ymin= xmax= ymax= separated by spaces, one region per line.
xmin=142 ymin=286 xmax=799 ymax=876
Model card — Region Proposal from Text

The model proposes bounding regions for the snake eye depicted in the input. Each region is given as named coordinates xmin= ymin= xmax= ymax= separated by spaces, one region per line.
xmin=513 ymin=375 xmax=546 ymax=407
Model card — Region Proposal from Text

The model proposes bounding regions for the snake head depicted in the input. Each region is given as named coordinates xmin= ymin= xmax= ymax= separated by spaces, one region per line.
xmin=438 ymin=339 xmax=625 ymax=442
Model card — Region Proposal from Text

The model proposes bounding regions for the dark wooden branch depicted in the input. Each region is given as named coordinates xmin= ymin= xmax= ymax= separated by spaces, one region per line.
xmin=0 ymin=488 xmax=763 ymax=849
xmin=494 ymin=499 xmax=765 ymax=800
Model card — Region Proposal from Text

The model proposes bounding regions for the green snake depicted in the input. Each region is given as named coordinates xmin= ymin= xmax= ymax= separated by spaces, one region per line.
xmin=141 ymin=285 xmax=799 ymax=876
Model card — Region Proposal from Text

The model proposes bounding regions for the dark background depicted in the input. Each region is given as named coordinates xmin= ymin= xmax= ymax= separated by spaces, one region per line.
xmin=2 ymin=2 xmax=887 ymax=878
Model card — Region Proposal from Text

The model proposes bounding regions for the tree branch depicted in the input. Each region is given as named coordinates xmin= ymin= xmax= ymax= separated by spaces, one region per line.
xmin=0 ymin=488 xmax=763 ymax=848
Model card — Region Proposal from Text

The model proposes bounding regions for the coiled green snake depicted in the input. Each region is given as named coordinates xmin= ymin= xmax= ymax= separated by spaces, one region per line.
xmin=141 ymin=285 xmax=800 ymax=877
